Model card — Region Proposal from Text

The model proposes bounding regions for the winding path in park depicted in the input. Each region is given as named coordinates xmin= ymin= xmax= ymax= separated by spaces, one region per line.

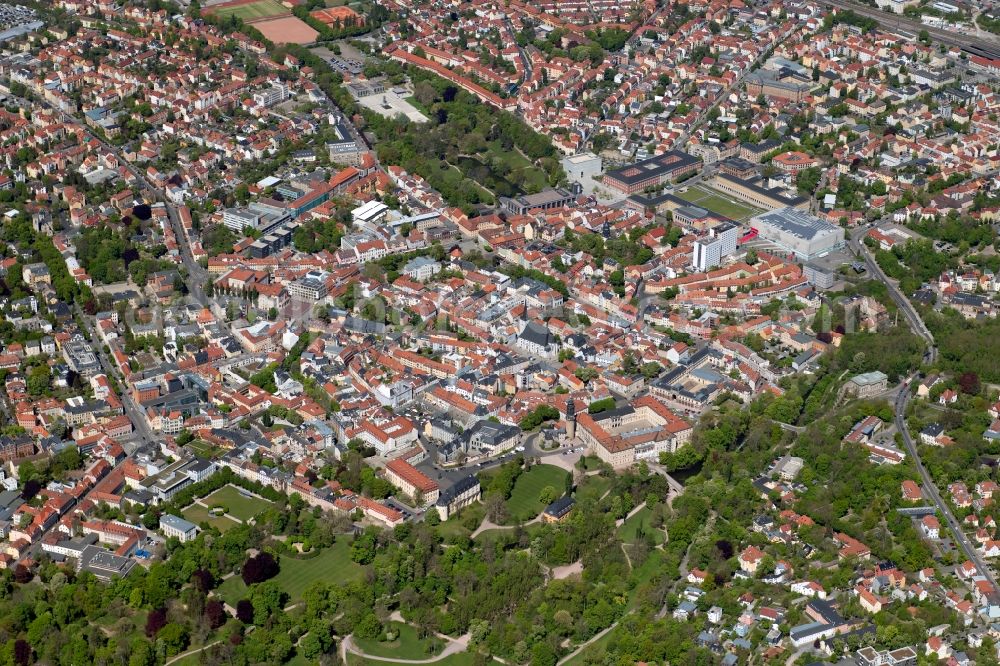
xmin=164 ymin=640 xmax=223 ymax=665
xmin=340 ymin=632 xmax=471 ymax=665
xmin=555 ymin=613 xmax=632 ymax=666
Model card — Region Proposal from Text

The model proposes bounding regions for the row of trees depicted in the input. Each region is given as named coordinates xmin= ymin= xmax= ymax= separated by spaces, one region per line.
xmin=364 ymin=64 xmax=564 ymax=213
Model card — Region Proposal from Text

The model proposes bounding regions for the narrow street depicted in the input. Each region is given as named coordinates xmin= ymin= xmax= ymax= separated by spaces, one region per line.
xmin=76 ymin=310 xmax=156 ymax=445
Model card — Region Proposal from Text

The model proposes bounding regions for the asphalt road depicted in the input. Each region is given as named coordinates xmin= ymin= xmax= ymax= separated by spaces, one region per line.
xmin=76 ymin=310 xmax=157 ymax=445
xmin=848 ymin=224 xmax=937 ymax=363
xmin=848 ymin=227 xmax=996 ymax=596
xmin=895 ymin=385 xmax=1000 ymax=598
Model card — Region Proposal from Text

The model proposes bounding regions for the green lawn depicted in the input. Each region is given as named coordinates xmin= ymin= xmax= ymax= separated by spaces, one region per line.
xmin=203 ymin=485 xmax=273 ymax=523
xmin=574 ymin=475 xmax=612 ymax=504
xmin=217 ymin=539 xmax=365 ymax=604
xmin=216 ymin=574 xmax=248 ymax=605
xmin=436 ymin=503 xmax=484 ymax=541
xmin=209 ymin=0 xmax=287 ymax=20
xmin=576 ymin=455 xmax=605 ymax=472
xmin=505 ymin=464 xmax=570 ymax=523
xmin=405 ymin=96 xmax=431 ymax=116
xmin=617 ymin=506 xmax=664 ymax=545
xmin=169 ymin=651 xmax=216 ymax=666
xmin=352 ymin=622 xmax=442 ymax=660
xmin=627 ymin=549 xmax=669 ymax=607
xmin=274 ymin=539 xmax=364 ymax=601
xmin=678 ymin=185 xmax=762 ymax=221
xmin=93 ymin=609 xmax=148 ymax=639
xmin=410 ymin=140 xmax=549 ymax=206
xmin=487 ymin=140 xmax=548 ymax=193
xmin=474 ymin=522 xmax=547 ymax=543
xmin=187 ymin=440 xmax=224 ymax=459
xmin=431 ymin=157 xmax=495 ymax=204
xmin=181 ymin=504 xmax=240 ymax=533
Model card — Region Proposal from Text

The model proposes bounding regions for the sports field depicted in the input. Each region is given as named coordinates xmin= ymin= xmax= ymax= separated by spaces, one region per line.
xmin=505 ymin=464 xmax=570 ymax=523
xmin=677 ymin=183 xmax=762 ymax=222
xmin=207 ymin=0 xmax=287 ymax=21
xmin=253 ymin=15 xmax=319 ymax=43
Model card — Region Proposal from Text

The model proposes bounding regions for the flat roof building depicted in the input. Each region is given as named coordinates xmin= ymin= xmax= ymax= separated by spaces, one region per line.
xmin=692 ymin=221 xmax=739 ymax=272
xmin=846 ymin=371 xmax=889 ymax=398
xmin=352 ymin=200 xmax=389 ymax=225
xmin=77 ymin=545 xmax=136 ymax=582
xmin=222 ymin=203 xmax=292 ymax=234
xmin=750 ymin=208 xmax=844 ymax=260
xmin=803 ymin=262 xmax=836 ymax=290
xmin=288 ymin=271 xmax=329 ymax=301
xmin=561 ymin=152 xmax=602 ymax=184
xmin=501 ymin=188 xmax=576 ymax=215
xmin=713 ymin=173 xmax=808 ymax=211
xmin=603 ymin=151 xmax=701 ymax=195
xmin=327 ymin=120 xmax=366 ymax=166
xmin=719 ymin=156 xmax=759 ymax=179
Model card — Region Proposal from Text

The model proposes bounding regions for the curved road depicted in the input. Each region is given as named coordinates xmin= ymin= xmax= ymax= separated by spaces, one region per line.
xmin=848 ymin=225 xmax=936 ymax=363
xmin=850 ymin=228 xmax=997 ymax=596
xmin=894 ymin=385 xmax=999 ymax=598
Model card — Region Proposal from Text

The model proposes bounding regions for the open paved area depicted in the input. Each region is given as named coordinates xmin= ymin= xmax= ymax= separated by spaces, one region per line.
xmin=356 ymin=89 xmax=429 ymax=123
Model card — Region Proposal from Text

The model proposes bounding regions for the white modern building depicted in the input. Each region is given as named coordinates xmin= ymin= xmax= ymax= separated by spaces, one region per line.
xmin=160 ymin=514 xmax=199 ymax=542
xmin=401 ymin=256 xmax=442 ymax=280
xmin=692 ymin=221 xmax=739 ymax=271
xmin=252 ymin=81 xmax=290 ymax=107
xmin=351 ymin=200 xmax=389 ymax=225
xmin=750 ymin=208 xmax=844 ymax=260
xmin=222 ymin=203 xmax=291 ymax=234
xmin=561 ymin=152 xmax=602 ymax=184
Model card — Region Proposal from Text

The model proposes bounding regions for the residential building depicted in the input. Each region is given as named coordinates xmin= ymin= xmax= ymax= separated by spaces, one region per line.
xmin=384 ymin=459 xmax=440 ymax=506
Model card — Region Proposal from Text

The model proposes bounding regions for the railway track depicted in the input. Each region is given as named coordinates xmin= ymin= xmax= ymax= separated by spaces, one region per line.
xmin=826 ymin=0 xmax=1000 ymax=56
